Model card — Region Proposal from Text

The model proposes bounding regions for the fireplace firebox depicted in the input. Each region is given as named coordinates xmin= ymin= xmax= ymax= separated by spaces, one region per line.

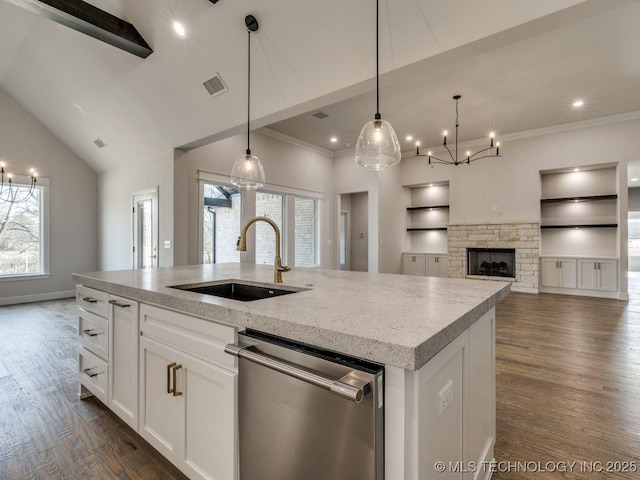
xmin=468 ymin=248 xmax=515 ymax=278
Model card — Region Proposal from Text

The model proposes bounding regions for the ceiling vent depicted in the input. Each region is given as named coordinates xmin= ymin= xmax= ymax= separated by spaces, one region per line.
xmin=313 ymin=112 xmax=329 ymax=119
xmin=203 ymin=73 xmax=228 ymax=97
xmin=93 ymin=138 xmax=107 ymax=149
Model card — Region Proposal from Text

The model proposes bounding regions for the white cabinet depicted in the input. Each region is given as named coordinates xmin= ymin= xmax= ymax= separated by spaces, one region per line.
xmin=540 ymin=258 xmax=577 ymax=288
xmin=426 ymin=255 xmax=448 ymax=278
xmin=402 ymin=254 xmax=448 ymax=277
xmin=402 ymin=254 xmax=426 ymax=276
xmin=109 ymin=295 xmax=139 ymax=430
xmin=578 ymin=259 xmax=617 ymax=292
xmin=77 ymin=285 xmax=110 ymax=404
xmin=139 ymin=304 xmax=237 ymax=480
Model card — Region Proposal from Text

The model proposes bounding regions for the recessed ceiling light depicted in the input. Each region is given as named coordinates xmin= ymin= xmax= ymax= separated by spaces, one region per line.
xmin=572 ymin=100 xmax=584 ymax=108
xmin=406 ymin=135 xmax=413 ymax=141
xmin=632 ymin=178 xmax=639 ymax=182
xmin=330 ymin=137 xmax=338 ymax=143
xmin=173 ymin=20 xmax=186 ymax=38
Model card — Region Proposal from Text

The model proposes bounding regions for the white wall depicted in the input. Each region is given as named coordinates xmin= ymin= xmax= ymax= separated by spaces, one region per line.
xmin=98 ymin=151 xmax=174 ymax=270
xmin=0 ymin=88 xmax=98 ymax=304
xmin=175 ymin=131 xmax=335 ymax=268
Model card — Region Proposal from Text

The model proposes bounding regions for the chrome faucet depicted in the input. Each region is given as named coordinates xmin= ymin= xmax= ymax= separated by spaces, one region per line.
xmin=237 ymin=216 xmax=290 ymax=283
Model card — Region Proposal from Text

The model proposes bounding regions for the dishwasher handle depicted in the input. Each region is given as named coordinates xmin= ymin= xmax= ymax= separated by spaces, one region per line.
xmin=225 ymin=343 xmax=369 ymax=403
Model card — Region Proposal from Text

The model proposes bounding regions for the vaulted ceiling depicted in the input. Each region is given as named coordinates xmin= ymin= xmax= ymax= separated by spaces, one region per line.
xmin=1 ymin=0 xmax=639 ymax=180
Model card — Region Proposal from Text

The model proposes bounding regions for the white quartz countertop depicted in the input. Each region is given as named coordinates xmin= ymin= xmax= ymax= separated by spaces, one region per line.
xmin=72 ymin=264 xmax=510 ymax=371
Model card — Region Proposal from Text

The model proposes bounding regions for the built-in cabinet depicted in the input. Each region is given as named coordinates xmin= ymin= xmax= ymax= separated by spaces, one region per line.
xmin=77 ymin=288 xmax=238 ymax=480
xmin=540 ymin=258 xmax=577 ymax=288
xmin=403 ymin=182 xmax=449 ymax=277
xmin=401 ymin=253 xmax=448 ymax=277
xmin=577 ymin=259 xmax=617 ymax=292
xmin=539 ymin=166 xmax=619 ymax=298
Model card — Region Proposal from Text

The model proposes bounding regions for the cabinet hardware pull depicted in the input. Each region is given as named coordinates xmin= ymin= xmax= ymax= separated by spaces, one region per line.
xmin=172 ymin=364 xmax=183 ymax=397
xmin=82 ymin=329 xmax=101 ymax=337
xmin=109 ymin=299 xmax=131 ymax=308
xmin=167 ymin=362 xmax=176 ymax=393
xmin=83 ymin=367 xmax=101 ymax=378
xmin=82 ymin=297 xmax=98 ymax=304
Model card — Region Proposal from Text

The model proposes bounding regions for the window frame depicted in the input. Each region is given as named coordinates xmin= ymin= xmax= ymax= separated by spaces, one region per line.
xmin=0 ymin=176 xmax=50 ymax=281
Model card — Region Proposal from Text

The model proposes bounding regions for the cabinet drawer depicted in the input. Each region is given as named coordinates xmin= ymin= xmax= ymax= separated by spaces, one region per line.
xmin=140 ymin=304 xmax=236 ymax=370
xmin=79 ymin=346 xmax=109 ymax=405
xmin=78 ymin=309 xmax=109 ymax=361
xmin=77 ymin=285 xmax=109 ymax=318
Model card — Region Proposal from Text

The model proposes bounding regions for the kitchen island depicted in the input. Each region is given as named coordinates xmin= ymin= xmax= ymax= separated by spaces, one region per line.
xmin=73 ymin=264 xmax=510 ymax=480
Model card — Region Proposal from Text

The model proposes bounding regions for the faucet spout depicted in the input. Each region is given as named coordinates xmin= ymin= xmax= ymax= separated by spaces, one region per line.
xmin=237 ymin=216 xmax=290 ymax=283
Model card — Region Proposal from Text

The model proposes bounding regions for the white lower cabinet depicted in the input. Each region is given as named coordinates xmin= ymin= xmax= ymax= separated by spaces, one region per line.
xmin=402 ymin=254 xmax=426 ymax=276
xmin=540 ymin=257 xmax=618 ymax=297
xmin=540 ymin=258 xmax=577 ymax=288
xmin=402 ymin=253 xmax=447 ymax=277
xmin=577 ymin=259 xmax=617 ymax=292
xmin=139 ymin=335 xmax=238 ymax=480
xmin=109 ymin=295 xmax=139 ymax=430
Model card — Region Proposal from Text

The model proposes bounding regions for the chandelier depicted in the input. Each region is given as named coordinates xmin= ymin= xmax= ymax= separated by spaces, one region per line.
xmin=416 ymin=95 xmax=501 ymax=165
xmin=0 ymin=161 xmax=39 ymax=204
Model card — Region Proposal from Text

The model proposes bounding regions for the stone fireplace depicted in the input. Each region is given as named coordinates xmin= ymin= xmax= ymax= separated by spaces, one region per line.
xmin=468 ymin=248 xmax=516 ymax=278
xmin=448 ymin=222 xmax=539 ymax=293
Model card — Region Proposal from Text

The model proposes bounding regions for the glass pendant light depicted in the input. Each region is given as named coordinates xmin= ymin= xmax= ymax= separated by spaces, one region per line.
xmin=355 ymin=0 xmax=401 ymax=170
xmin=231 ymin=15 xmax=265 ymax=190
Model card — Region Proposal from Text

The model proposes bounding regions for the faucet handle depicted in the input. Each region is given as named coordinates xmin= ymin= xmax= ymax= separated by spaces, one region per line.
xmin=279 ymin=265 xmax=291 ymax=272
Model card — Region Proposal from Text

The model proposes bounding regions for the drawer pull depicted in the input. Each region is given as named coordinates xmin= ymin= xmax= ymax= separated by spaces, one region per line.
xmin=82 ymin=297 xmax=98 ymax=304
xmin=83 ymin=367 xmax=102 ymax=378
xmin=109 ymin=299 xmax=131 ymax=308
xmin=167 ymin=362 xmax=176 ymax=393
xmin=172 ymin=364 xmax=183 ymax=397
xmin=82 ymin=329 xmax=102 ymax=337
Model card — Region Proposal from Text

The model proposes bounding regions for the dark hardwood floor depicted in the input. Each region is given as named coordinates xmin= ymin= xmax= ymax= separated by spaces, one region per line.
xmin=1 ymin=282 xmax=640 ymax=479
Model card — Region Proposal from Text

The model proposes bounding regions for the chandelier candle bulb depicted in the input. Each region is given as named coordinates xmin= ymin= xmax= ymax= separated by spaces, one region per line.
xmin=443 ymin=131 xmax=448 ymax=146
xmin=490 ymin=132 xmax=495 ymax=148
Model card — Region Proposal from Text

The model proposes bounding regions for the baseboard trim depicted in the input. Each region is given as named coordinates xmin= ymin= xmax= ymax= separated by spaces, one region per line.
xmin=0 ymin=290 xmax=75 ymax=306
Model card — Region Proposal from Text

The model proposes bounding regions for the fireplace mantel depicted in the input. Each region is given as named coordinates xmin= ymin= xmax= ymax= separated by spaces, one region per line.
xmin=447 ymin=222 xmax=540 ymax=293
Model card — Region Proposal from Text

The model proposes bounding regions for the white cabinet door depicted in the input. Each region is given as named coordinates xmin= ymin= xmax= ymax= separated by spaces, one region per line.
xmin=540 ymin=259 xmax=560 ymax=287
xmin=558 ymin=259 xmax=577 ymax=289
xmin=140 ymin=335 xmax=238 ymax=480
xmin=578 ymin=260 xmax=598 ymax=290
xmin=596 ymin=260 xmax=617 ymax=291
xmin=139 ymin=336 xmax=181 ymax=465
xmin=179 ymin=352 xmax=237 ymax=480
xmin=402 ymin=254 xmax=426 ymax=276
xmin=426 ymin=255 xmax=447 ymax=277
xmin=109 ymin=295 xmax=139 ymax=430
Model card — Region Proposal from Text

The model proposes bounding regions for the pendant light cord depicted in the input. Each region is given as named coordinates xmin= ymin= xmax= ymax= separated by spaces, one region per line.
xmin=246 ymin=29 xmax=251 ymax=155
xmin=375 ymin=0 xmax=380 ymax=119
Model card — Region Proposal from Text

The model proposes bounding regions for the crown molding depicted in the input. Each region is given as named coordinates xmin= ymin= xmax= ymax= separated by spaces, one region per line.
xmin=258 ymin=127 xmax=334 ymax=158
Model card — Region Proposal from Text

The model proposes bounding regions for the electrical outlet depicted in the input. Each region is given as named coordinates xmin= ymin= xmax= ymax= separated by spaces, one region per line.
xmin=438 ymin=380 xmax=453 ymax=417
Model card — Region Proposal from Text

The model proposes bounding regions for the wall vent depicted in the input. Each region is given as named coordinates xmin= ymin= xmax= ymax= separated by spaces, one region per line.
xmin=313 ymin=112 xmax=329 ymax=119
xmin=203 ymin=73 xmax=228 ymax=97
xmin=93 ymin=138 xmax=107 ymax=149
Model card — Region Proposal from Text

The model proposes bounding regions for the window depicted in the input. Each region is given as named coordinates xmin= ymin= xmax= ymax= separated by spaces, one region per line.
xmin=0 ymin=183 xmax=48 ymax=278
xmin=203 ymin=183 xmax=241 ymax=264
xmin=255 ymin=192 xmax=284 ymax=265
xmin=295 ymin=197 xmax=317 ymax=266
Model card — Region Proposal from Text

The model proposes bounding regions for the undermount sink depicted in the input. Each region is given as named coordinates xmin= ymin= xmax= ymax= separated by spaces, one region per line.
xmin=169 ymin=281 xmax=302 ymax=302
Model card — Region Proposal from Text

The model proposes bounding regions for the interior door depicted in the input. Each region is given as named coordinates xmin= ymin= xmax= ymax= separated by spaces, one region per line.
xmin=132 ymin=188 xmax=158 ymax=268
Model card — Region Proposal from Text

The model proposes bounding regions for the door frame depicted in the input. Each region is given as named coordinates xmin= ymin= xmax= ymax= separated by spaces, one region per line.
xmin=132 ymin=186 xmax=159 ymax=269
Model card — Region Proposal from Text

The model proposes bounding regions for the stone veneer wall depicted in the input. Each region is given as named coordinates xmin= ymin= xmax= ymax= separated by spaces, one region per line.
xmin=448 ymin=222 xmax=540 ymax=293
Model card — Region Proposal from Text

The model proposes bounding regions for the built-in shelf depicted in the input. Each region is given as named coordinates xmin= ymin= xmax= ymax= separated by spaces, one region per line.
xmin=407 ymin=205 xmax=450 ymax=211
xmin=540 ymin=194 xmax=617 ymax=204
xmin=540 ymin=224 xmax=617 ymax=229
xmin=407 ymin=227 xmax=448 ymax=231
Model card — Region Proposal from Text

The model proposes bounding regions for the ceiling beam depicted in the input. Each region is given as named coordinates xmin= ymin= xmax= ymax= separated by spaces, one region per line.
xmin=5 ymin=0 xmax=152 ymax=58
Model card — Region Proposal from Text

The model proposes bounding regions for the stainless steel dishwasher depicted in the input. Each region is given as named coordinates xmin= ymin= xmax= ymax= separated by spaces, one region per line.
xmin=225 ymin=329 xmax=384 ymax=480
